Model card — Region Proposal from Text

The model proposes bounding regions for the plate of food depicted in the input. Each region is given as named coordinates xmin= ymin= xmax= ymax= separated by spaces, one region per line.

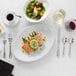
xmin=13 ymin=24 xmax=54 ymax=62
xmin=23 ymin=0 xmax=50 ymax=22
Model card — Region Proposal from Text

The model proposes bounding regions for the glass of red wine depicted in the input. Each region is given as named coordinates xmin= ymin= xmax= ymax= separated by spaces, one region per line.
xmin=65 ymin=20 xmax=76 ymax=31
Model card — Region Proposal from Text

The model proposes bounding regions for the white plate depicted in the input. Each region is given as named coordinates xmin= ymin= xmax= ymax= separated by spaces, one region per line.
xmin=13 ymin=24 xmax=55 ymax=62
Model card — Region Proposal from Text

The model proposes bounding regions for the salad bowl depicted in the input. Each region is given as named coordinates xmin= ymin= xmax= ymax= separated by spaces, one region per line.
xmin=23 ymin=0 xmax=50 ymax=23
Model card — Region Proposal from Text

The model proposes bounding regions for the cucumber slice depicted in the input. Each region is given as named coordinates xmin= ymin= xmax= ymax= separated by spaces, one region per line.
xmin=30 ymin=39 xmax=38 ymax=49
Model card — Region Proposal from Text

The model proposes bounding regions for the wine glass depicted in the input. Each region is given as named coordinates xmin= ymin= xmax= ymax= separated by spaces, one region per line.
xmin=53 ymin=9 xmax=66 ymax=57
xmin=53 ymin=9 xmax=65 ymax=25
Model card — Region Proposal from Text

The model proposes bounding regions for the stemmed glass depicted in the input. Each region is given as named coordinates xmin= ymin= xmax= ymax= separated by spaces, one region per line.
xmin=53 ymin=9 xmax=66 ymax=57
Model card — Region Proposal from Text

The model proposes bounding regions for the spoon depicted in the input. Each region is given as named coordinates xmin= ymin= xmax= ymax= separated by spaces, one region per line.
xmin=68 ymin=38 xmax=74 ymax=57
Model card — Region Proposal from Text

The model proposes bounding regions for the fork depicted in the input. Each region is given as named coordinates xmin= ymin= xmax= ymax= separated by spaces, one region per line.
xmin=2 ymin=37 xmax=7 ymax=58
xmin=8 ymin=34 xmax=13 ymax=58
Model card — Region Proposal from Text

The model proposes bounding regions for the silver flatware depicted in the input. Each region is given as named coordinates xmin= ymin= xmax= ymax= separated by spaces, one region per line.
xmin=62 ymin=37 xmax=67 ymax=56
xmin=68 ymin=38 xmax=74 ymax=57
xmin=2 ymin=37 xmax=7 ymax=58
xmin=8 ymin=34 xmax=13 ymax=59
xmin=57 ymin=27 xmax=61 ymax=57
xmin=16 ymin=15 xmax=22 ymax=18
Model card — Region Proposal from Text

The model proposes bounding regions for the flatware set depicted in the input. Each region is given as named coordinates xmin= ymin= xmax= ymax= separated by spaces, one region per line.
xmin=2 ymin=34 xmax=13 ymax=59
xmin=57 ymin=37 xmax=74 ymax=57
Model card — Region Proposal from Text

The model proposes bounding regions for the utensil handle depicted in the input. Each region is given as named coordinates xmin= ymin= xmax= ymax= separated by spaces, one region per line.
xmin=9 ymin=43 xmax=12 ymax=58
xmin=57 ymin=27 xmax=61 ymax=57
xmin=69 ymin=43 xmax=71 ymax=57
xmin=62 ymin=44 xmax=65 ymax=57
xmin=3 ymin=45 xmax=6 ymax=58
xmin=16 ymin=15 xmax=22 ymax=18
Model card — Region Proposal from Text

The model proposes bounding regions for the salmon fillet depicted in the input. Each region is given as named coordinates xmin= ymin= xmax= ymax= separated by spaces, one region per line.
xmin=22 ymin=42 xmax=33 ymax=53
xmin=34 ymin=34 xmax=44 ymax=46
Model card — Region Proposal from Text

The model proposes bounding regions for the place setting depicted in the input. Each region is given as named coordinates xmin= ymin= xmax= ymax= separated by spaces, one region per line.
xmin=53 ymin=9 xmax=75 ymax=58
xmin=0 ymin=0 xmax=52 ymax=75
xmin=0 ymin=0 xmax=76 ymax=76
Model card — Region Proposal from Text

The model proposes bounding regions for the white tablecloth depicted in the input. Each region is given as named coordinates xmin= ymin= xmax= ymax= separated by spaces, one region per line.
xmin=0 ymin=0 xmax=76 ymax=76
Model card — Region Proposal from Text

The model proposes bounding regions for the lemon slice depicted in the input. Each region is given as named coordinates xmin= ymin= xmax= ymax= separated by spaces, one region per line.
xmin=30 ymin=39 xmax=38 ymax=49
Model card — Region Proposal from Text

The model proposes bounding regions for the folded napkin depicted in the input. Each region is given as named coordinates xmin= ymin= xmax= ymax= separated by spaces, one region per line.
xmin=0 ymin=60 xmax=14 ymax=76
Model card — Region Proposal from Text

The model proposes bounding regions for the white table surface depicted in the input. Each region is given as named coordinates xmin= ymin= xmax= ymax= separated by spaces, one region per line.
xmin=0 ymin=0 xmax=76 ymax=76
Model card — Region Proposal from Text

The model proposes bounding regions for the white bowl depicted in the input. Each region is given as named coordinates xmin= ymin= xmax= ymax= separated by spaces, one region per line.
xmin=23 ymin=0 xmax=50 ymax=23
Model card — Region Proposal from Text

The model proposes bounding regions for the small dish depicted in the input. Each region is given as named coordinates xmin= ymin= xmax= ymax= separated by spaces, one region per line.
xmin=0 ymin=25 xmax=5 ymax=36
xmin=3 ymin=11 xmax=19 ymax=27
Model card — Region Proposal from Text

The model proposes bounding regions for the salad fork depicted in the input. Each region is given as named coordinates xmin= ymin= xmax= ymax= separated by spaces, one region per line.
xmin=2 ymin=37 xmax=7 ymax=58
xmin=8 ymin=34 xmax=13 ymax=59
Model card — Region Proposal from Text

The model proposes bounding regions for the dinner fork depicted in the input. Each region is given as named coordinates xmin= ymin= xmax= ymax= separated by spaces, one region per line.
xmin=2 ymin=37 xmax=7 ymax=58
xmin=8 ymin=34 xmax=13 ymax=59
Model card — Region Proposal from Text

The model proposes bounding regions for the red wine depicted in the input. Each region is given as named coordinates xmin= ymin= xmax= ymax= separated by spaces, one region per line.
xmin=7 ymin=14 xmax=14 ymax=21
xmin=65 ymin=20 xmax=76 ymax=31
xmin=69 ymin=22 xmax=76 ymax=30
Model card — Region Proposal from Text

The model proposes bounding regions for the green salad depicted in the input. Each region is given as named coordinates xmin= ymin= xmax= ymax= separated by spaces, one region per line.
xmin=26 ymin=0 xmax=46 ymax=20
